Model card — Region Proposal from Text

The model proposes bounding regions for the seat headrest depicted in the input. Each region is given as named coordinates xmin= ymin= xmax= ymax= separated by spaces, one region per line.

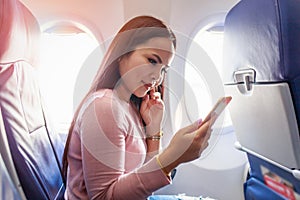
xmin=223 ymin=0 xmax=300 ymax=84
xmin=0 ymin=0 xmax=40 ymax=66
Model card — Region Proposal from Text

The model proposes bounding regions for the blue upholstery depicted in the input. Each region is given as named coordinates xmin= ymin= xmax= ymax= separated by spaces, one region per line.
xmin=0 ymin=0 xmax=65 ymax=199
xmin=244 ymin=177 xmax=287 ymax=200
xmin=223 ymin=0 xmax=300 ymax=81
xmin=246 ymin=153 xmax=300 ymax=194
xmin=0 ymin=153 xmax=21 ymax=200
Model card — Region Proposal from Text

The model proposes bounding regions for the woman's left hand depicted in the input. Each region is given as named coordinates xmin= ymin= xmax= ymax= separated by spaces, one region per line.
xmin=140 ymin=89 xmax=164 ymax=136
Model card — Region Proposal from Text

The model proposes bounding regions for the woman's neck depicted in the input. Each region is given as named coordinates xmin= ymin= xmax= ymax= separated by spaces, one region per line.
xmin=114 ymin=82 xmax=131 ymax=103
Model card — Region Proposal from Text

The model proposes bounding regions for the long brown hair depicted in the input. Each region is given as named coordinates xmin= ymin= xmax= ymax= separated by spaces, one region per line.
xmin=62 ymin=15 xmax=176 ymax=183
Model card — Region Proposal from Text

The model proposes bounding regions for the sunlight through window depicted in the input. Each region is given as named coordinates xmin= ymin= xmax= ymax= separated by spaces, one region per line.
xmin=39 ymin=32 xmax=98 ymax=132
xmin=195 ymin=29 xmax=224 ymax=75
xmin=185 ymin=26 xmax=231 ymax=126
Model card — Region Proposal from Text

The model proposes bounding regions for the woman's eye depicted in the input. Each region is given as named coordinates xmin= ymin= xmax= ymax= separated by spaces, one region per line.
xmin=148 ymin=58 xmax=157 ymax=65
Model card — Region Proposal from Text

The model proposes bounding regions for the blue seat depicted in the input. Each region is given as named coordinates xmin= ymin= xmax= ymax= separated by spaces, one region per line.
xmin=222 ymin=0 xmax=300 ymax=199
xmin=0 ymin=106 xmax=22 ymax=200
xmin=0 ymin=0 xmax=65 ymax=199
xmin=0 ymin=152 xmax=22 ymax=200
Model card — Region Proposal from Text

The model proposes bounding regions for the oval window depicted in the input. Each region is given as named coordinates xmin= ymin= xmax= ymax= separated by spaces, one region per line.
xmin=38 ymin=23 xmax=99 ymax=132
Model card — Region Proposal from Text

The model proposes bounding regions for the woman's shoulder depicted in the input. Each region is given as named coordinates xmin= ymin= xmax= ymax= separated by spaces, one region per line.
xmin=85 ymin=89 xmax=126 ymax=113
xmin=78 ymin=89 xmax=114 ymax=118
xmin=81 ymin=89 xmax=128 ymax=129
xmin=92 ymin=89 xmax=122 ymax=106
xmin=83 ymin=89 xmax=114 ymax=106
xmin=93 ymin=88 xmax=113 ymax=100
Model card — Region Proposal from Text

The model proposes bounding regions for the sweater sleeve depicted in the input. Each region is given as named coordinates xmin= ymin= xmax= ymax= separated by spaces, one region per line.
xmin=79 ymin=93 xmax=171 ymax=200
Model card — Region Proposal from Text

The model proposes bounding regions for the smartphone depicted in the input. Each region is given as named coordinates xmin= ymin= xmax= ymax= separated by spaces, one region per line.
xmin=201 ymin=96 xmax=232 ymax=124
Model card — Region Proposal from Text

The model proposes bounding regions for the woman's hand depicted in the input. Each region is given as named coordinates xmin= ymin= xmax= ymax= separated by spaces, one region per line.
xmin=140 ymin=89 xmax=164 ymax=136
xmin=158 ymin=115 xmax=217 ymax=174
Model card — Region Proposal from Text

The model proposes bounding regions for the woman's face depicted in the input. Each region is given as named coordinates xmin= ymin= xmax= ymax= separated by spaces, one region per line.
xmin=118 ymin=37 xmax=175 ymax=98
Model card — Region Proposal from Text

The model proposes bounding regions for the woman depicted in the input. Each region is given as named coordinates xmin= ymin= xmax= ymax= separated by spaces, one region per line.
xmin=62 ymin=15 xmax=215 ymax=200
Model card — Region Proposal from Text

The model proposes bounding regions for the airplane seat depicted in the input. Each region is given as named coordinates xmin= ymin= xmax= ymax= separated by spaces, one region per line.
xmin=0 ymin=153 xmax=22 ymax=200
xmin=222 ymin=0 xmax=300 ymax=199
xmin=0 ymin=0 xmax=65 ymax=199
xmin=0 ymin=107 xmax=22 ymax=200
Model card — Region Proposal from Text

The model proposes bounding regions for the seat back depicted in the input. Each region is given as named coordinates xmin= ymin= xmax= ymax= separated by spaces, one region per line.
xmin=223 ymin=1 xmax=300 ymax=198
xmin=222 ymin=0 xmax=300 ymax=169
xmin=0 ymin=0 xmax=65 ymax=199
xmin=0 ymin=153 xmax=22 ymax=200
xmin=0 ymin=106 xmax=22 ymax=200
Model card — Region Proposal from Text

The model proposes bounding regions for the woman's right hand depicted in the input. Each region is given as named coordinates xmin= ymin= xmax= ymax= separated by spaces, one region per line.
xmin=158 ymin=115 xmax=217 ymax=174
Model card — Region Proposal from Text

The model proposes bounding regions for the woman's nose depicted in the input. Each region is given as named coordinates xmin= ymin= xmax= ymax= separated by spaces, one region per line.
xmin=151 ymin=66 xmax=163 ymax=85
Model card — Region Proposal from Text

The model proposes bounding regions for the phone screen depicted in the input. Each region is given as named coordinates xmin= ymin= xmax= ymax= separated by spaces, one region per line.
xmin=202 ymin=96 xmax=232 ymax=124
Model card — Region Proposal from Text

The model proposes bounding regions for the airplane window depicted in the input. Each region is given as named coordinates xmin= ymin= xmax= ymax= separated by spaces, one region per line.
xmin=184 ymin=26 xmax=232 ymax=127
xmin=38 ymin=31 xmax=99 ymax=133
xmin=196 ymin=26 xmax=224 ymax=75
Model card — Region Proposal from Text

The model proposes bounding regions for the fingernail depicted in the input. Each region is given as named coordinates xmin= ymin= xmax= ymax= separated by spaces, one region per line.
xmin=198 ymin=118 xmax=202 ymax=126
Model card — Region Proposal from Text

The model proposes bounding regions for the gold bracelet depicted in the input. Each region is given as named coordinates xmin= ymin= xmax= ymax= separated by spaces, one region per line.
xmin=146 ymin=130 xmax=163 ymax=140
xmin=156 ymin=156 xmax=170 ymax=176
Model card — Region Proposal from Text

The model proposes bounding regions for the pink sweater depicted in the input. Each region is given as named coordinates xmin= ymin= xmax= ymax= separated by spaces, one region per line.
xmin=66 ymin=89 xmax=170 ymax=200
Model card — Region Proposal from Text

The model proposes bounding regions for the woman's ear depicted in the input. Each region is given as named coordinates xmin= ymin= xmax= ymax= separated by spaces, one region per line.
xmin=117 ymin=56 xmax=123 ymax=72
xmin=118 ymin=55 xmax=126 ymax=68
xmin=117 ymin=57 xmax=122 ymax=63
